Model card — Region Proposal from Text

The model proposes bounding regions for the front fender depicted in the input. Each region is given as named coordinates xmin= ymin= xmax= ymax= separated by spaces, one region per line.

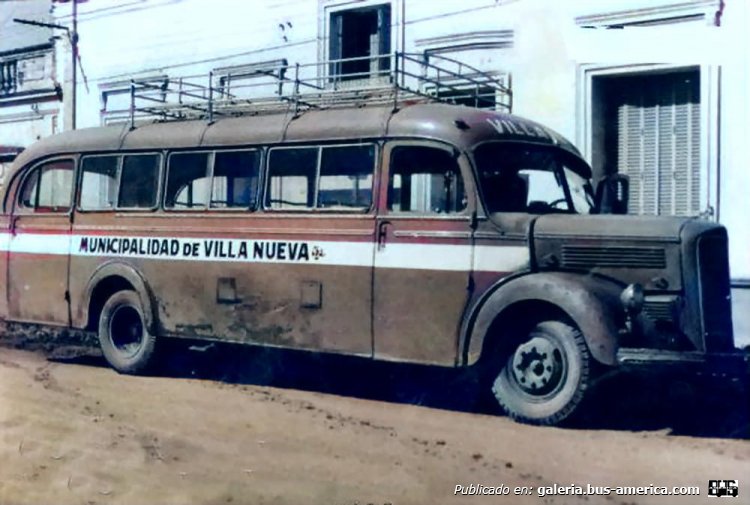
xmin=464 ymin=272 xmax=625 ymax=366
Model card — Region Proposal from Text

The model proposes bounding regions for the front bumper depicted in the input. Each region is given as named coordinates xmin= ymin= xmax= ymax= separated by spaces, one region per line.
xmin=616 ymin=347 xmax=749 ymax=380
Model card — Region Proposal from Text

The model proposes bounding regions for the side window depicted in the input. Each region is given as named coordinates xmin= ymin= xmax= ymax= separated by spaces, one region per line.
xmin=80 ymin=156 xmax=119 ymax=210
xmin=265 ymin=145 xmax=375 ymax=211
xmin=119 ymin=154 xmax=160 ymax=208
xmin=388 ymin=146 xmax=466 ymax=214
xmin=18 ymin=159 xmax=74 ymax=213
xmin=212 ymin=150 xmax=260 ymax=209
xmin=165 ymin=152 xmax=210 ymax=209
xmin=318 ymin=145 xmax=374 ymax=209
xmin=265 ymin=147 xmax=318 ymax=209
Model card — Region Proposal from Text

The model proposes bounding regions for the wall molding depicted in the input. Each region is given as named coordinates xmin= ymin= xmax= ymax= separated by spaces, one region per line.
xmin=414 ymin=30 xmax=514 ymax=50
xmin=575 ymin=0 xmax=723 ymax=27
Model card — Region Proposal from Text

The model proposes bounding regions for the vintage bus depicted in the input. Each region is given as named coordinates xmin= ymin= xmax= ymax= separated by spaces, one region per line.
xmin=0 ymin=101 xmax=743 ymax=425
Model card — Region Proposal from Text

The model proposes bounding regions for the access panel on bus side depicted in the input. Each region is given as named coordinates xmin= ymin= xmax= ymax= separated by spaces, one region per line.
xmin=373 ymin=141 xmax=475 ymax=365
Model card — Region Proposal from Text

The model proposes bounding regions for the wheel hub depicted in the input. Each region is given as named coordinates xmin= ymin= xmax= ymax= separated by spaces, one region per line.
xmin=511 ymin=336 xmax=564 ymax=395
xmin=109 ymin=305 xmax=144 ymax=357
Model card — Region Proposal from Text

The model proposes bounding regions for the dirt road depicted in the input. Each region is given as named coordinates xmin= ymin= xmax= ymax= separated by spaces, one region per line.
xmin=0 ymin=341 xmax=748 ymax=505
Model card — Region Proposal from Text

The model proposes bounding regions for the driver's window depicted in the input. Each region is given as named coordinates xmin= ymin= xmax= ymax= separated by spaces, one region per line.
xmin=388 ymin=146 xmax=466 ymax=214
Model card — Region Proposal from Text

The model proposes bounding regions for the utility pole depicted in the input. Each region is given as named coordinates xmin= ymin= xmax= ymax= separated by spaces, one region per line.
xmin=71 ymin=0 xmax=78 ymax=130
xmin=14 ymin=1 xmax=79 ymax=130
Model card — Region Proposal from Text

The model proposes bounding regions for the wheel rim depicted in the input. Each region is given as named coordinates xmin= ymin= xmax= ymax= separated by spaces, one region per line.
xmin=109 ymin=304 xmax=145 ymax=358
xmin=508 ymin=334 xmax=566 ymax=397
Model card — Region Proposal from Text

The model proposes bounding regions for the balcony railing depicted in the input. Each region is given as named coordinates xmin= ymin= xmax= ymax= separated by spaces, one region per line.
xmin=0 ymin=60 xmax=19 ymax=96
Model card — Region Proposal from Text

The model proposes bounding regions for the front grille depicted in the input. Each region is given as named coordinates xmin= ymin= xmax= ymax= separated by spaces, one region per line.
xmin=560 ymin=245 xmax=666 ymax=269
xmin=643 ymin=299 xmax=674 ymax=322
xmin=697 ymin=231 xmax=734 ymax=350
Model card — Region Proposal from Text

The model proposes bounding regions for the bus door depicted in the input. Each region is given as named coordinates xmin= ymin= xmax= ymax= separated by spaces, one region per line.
xmin=373 ymin=142 xmax=474 ymax=364
xmin=7 ymin=158 xmax=74 ymax=325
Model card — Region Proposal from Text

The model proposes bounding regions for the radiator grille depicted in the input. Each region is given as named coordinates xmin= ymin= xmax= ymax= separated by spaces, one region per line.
xmin=697 ymin=232 xmax=733 ymax=350
xmin=560 ymin=246 xmax=666 ymax=269
xmin=643 ymin=300 xmax=674 ymax=322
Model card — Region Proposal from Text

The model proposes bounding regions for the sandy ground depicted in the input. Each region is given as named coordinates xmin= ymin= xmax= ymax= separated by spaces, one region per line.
xmin=0 ymin=334 xmax=749 ymax=505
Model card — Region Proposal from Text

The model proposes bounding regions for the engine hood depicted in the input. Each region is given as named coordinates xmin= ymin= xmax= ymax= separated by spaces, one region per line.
xmin=532 ymin=214 xmax=692 ymax=242
xmin=530 ymin=213 xmax=726 ymax=293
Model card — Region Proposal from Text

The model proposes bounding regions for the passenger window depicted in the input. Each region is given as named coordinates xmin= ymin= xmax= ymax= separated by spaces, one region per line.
xmin=18 ymin=159 xmax=74 ymax=213
xmin=165 ymin=152 xmax=210 ymax=209
xmin=80 ymin=156 xmax=119 ymax=210
xmin=212 ymin=150 xmax=260 ymax=209
xmin=119 ymin=154 xmax=160 ymax=208
xmin=265 ymin=147 xmax=318 ymax=209
xmin=388 ymin=146 xmax=466 ymax=214
xmin=318 ymin=145 xmax=374 ymax=209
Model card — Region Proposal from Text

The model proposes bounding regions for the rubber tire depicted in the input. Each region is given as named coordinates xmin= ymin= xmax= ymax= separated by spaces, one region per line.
xmin=98 ymin=290 xmax=157 ymax=374
xmin=491 ymin=320 xmax=590 ymax=426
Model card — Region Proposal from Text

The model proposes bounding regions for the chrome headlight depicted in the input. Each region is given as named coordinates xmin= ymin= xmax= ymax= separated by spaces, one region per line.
xmin=620 ymin=283 xmax=644 ymax=314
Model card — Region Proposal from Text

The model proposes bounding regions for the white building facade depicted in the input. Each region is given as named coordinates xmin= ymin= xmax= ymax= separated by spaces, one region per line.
xmin=0 ymin=0 xmax=63 ymax=186
xmin=50 ymin=0 xmax=749 ymax=345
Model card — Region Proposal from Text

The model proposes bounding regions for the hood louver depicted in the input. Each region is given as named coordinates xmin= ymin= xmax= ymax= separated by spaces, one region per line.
xmin=560 ymin=245 xmax=666 ymax=269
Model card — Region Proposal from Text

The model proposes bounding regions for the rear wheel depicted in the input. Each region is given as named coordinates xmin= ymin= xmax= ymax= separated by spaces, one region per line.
xmin=491 ymin=320 xmax=590 ymax=425
xmin=98 ymin=290 xmax=157 ymax=374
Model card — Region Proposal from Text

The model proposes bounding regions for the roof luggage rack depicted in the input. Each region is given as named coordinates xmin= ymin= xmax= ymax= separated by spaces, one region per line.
xmin=114 ymin=52 xmax=511 ymax=127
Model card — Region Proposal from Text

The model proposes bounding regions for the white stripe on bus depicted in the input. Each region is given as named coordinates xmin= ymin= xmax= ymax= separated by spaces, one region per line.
xmin=0 ymin=233 xmax=529 ymax=272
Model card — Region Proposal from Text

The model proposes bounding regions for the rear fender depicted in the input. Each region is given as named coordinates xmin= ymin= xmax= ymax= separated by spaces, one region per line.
xmin=77 ymin=261 xmax=157 ymax=333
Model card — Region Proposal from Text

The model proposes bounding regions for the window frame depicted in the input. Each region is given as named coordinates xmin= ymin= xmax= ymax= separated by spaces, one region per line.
xmin=263 ymin=142 xmax=378 ymax=214
xmin=208 ymin=148 xmax=263 ymax=212
xmin=384 ymin=141 xmax=470 ymax=218
xmin=15 ymin=156 xmax=76 ymax=216
xmin=75 ymin=151 xmax=164 ymax=213
xmin=327 ymin=2 xmax=392 ymax=82
xmin=162 ymin=148 xmax=263 ymax=212
xmin=77 ymin=153 xmax=122 ymax=212
xmin=117 ymin=152 xmax=163 ymax=211
xmin=163 ymin=149 xmax=213 ymax=212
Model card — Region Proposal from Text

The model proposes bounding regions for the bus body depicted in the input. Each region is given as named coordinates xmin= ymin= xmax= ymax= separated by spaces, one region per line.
xmin=0 ymin=103 xmax=743 ymax=425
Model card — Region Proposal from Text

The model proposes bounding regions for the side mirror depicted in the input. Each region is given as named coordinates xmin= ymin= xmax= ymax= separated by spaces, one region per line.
xmin=595 ymin=174 xmax=629 ymax=215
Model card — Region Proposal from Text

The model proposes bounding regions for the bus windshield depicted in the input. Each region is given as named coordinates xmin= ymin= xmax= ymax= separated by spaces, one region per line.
xmin=473 ymin=142 xmax=594 ymax=215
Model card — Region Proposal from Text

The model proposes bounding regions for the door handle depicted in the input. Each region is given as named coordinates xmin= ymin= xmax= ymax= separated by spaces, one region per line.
xmin=377 ymin=220 xmax=391 ymax=250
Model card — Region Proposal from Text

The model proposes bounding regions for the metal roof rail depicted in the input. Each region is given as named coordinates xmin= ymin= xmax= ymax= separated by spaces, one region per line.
xmin=118 ymin=52 xmax=511 ymax=126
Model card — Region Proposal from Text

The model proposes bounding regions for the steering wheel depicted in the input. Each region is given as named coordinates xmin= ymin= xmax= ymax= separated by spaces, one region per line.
xmin=548 ymin=198 xmax=568 ymax=209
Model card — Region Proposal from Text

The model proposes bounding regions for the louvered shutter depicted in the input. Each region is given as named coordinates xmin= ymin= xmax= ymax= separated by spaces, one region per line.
xmin=617 ymin=72 xmax=701 ymax=216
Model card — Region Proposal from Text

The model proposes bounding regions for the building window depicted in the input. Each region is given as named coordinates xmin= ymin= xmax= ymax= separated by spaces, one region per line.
xmin=591 ymin=69 xmax=701 ymax=216
xmin=329 ymin=4 xmax=391 ymax=80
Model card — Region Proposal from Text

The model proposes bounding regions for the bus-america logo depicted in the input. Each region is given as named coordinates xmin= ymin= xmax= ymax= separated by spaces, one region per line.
xmin=78 ymin=236 xmax=322 ymax=262
xmin=708 ymin=480 xmax=739 ymax=498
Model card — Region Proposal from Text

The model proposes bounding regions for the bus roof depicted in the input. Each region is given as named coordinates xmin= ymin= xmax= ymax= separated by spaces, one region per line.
xmin=9 ymin=103 xmax=583 ymax=177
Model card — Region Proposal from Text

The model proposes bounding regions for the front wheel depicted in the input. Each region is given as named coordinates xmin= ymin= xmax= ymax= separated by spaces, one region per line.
xmin=98 ymin=290 xmax=158 ymax=374
xmin=491 ymin=320 xmax=590 ymax=425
